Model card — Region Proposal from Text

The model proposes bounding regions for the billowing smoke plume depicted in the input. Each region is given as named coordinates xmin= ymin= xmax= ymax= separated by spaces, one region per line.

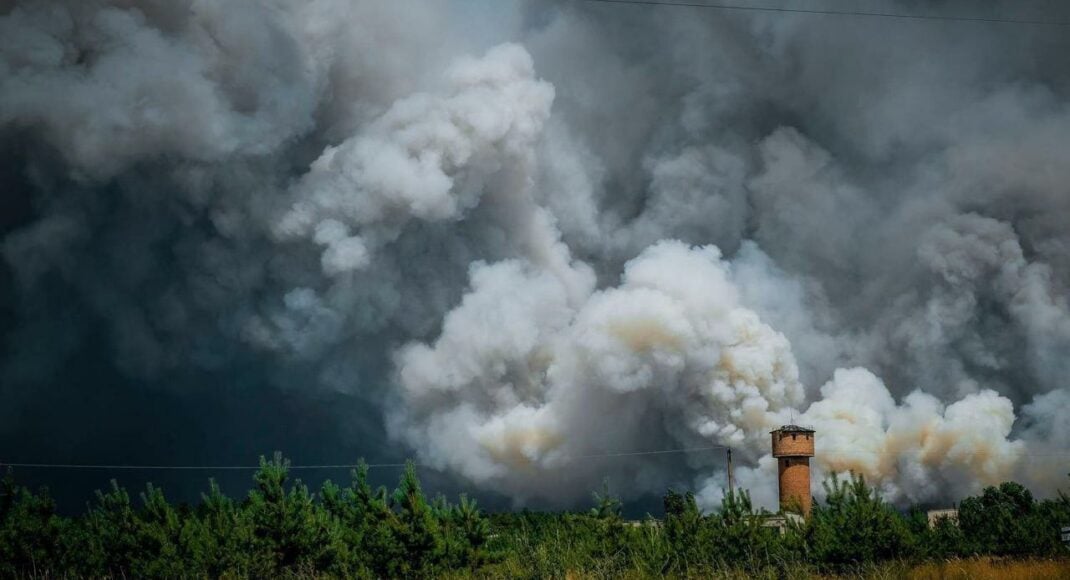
xmin=4 ymin=0 xmax=1070 ymax=510
xmin=392 ymin=241 xmax=804 ymax=502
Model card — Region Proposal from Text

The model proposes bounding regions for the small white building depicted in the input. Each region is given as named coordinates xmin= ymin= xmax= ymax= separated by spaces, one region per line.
xmin=926 ymin=508 xmax=958 ymax=528
xmin=761 ymin=513 xmax=804 ymax=534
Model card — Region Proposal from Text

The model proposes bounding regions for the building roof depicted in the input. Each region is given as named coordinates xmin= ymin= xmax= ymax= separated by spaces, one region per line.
xmin=771 ymin=424 xmax=815 ymax=434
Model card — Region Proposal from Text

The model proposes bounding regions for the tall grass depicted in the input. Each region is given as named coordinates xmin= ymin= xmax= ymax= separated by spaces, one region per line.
xmin=905 ymin=557 xmax=1070 ymax=580
xmin=441 ymin=558 xmax=1070 ymax=579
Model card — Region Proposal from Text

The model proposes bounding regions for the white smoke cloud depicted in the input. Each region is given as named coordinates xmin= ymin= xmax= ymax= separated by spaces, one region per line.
xmin=800 ymin=368 xmax=1024 ymax=505
xmin=275 ymin=43 xmax=555 ymax=275
xmin=701 ymin=372 xmax=1026 ymax=509
xmin=391 ymin=240 xmax=805 ymax=502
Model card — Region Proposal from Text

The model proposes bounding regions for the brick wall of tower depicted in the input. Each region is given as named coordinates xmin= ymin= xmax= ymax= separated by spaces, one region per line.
xmin=777 ymin=457 xmax=812 ymax=515
xmin=771 ymin=431 xmax=815 ymax=457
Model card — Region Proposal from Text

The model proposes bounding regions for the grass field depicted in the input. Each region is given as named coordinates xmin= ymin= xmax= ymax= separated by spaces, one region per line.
xmin=901 ymin=557 xmax=1070 ymax=580
xmin=441 ymin=558 xmax=1070 ymax=579
xmin=17 ymin=557 xmax=1066 ymax=579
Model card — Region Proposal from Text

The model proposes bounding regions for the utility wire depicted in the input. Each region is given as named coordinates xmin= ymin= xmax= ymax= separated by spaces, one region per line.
xmin=4 ymin=444 xmax=1070 ymax=471
xmin=570 ymin=445 xmax=730 ymax=459
xmin=0 ymin=446 xmax=729 ymax=471
xmin=578 ymin=0 xmax=1070 ymax=26
xmin=0 ymin=462 xmax=410 ymax=471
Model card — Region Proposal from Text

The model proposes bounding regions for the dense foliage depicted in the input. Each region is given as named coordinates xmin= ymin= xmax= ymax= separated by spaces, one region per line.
xmin=0 ymin=455 xmax=488 ymax=578
xmin=2 ymin=458 xmax=1069 ymax=578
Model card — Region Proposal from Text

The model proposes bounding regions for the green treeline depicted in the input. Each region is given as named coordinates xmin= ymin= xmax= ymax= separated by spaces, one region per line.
xmin=2 ymin=454 xmax=1069 ymax=578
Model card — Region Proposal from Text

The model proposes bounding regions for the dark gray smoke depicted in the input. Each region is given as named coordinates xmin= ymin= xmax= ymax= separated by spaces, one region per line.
xmin=3 ymin=0 xmax=1070 ymax=510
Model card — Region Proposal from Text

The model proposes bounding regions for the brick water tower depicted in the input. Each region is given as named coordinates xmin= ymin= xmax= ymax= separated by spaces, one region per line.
xmin=771 ymin=425 xmax=815 ymax=516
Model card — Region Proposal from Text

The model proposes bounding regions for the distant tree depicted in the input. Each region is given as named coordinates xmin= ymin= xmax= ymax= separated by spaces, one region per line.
xmin=709 ymin=489 xmax=784 ymax=570
xmin=0 ymin=470 xmax=64 ymax=577
xmin=958 ymin=481 xmax=1069 ymax=557
xmin=389 ymin=461 xmax=443 ymax=576
xmin=590 ymin=480 xmax=623 ymax=521
xmin=353 ymin=462 xmax=408 ymax=577
xmin=77 ymin=480 xmax=142 ymax=576
xmin=805 ymin=473 xmax=913 ymax=568
xmin=184 ymin=479 xmax=256 ymax=576
xmin=662 ymin=489 xmax=706 ymax=571
xmin=449 ymin=494 xmax=490 ymax=567
xmin=1033 ymin=495 xmax=1070 ymax=556
xmin=133 ymin=484 xmax=187 ymax=577
xmin=245 ymin=452 xmax=346 ymax=575
xmin=903 ymin=505 xmax=966 ymax=559
xmin=587 ymin=479 xmax=626 ymax=564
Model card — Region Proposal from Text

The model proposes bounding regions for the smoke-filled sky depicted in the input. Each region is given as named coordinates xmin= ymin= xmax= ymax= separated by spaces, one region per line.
xmin=3 ymin=0 xmax=1070 ymax=512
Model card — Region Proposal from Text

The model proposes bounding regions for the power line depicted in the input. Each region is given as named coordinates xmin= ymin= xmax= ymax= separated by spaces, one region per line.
xmin=4 ymin=443 xmax=1070 ymax=471
xmin=0 ymin=462 xmax=410 ymax=471
xmin=578 ymin=0 xmax=1070 ymax=26
xmin=0 ymin=446 xmax=729 ymax=471
xmin=569 ymin=444 xmax=729 ymax=459
xmin=819 ymin=448 xmax=1070 ymax=459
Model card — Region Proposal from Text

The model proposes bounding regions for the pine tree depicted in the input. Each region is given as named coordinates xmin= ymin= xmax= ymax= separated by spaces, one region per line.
xmin=80 ymin=480 xmax=141 ymax=577
xmin=183 ymin=479 xmax=255 ymax=576
xmin=453 ymin=494 xmax=490 ymax=566
xmin=246 ymin=452 xmax=346 ymax=575
xmin=0 ymin=471 xmax=64 ymax=577
xmin=390 ymin=461 xmax=442 ymax=577
xmin=709 ymin=489 xmax=780 ymax=570
xmin=805 ymin=473 xmax=913 ymax=569
xmin=134 ymin=484 xmax=186 ymax=577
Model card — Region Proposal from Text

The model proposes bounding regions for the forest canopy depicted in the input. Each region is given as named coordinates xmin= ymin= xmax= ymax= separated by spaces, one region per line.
xmin=2 ymin=455 xmax=1069 ymax=578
